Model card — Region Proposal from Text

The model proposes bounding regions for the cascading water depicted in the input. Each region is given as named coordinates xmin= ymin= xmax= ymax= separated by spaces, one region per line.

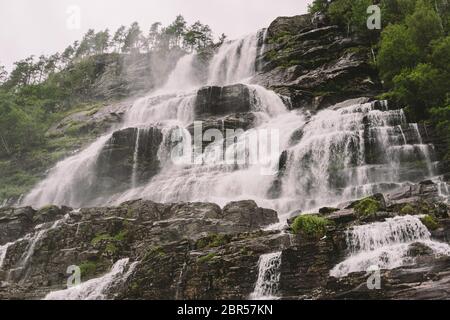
xmin=23 ymin=30 xmax=438 ymax=218
xmin=208 ymin=33 xmax=258 ymax=85
xmin=280 ymin=101 xmax=436 ymax=211
xmin=44 ymin=258 xmax=137 ymax=300
xmin=249 ymin=252 xmax=282 ymax=300
xmin=15 ymin=27 xmax=446 ymax=299
xmin=0 ymin=242 xmax=12 ymax=269
xmin=22 ymin=135 xmax=112 ymax=208
xmin=330 ymin=215 xmax=450 ymax=278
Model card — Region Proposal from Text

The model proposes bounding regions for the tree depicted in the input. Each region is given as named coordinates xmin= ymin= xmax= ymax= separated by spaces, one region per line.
xmin=0 ymin=92 xmax=44 ymax=156
xmin=147 ymin=22 xmax=162 ymax=51
xmin=381 ymin=0 xmax=418 ymax=25
xmin=392 ymin=63 xmax=448 ymax=118
xmin=218 ymin=33 xmax=227 ymax=45
xmin=93 ymin=29 xmax=110 ymax=54
xmin=45 ymin=53 xmax=60 ymax=75
xmin=377 ymin=24 xmax=420 ymax=86
xmin=405 ymin=0 xmax=444 ymax=52
xmin=0 ymin=64 xmax=8 ymax=85
xmin=35 ymin=55 xmax=48 ymax=83
xmin=431 ymin=35 xmax=450 ymax=73
xmin=308 ymin=0 xmax=331 ymax=14
xmin=123 ymin=22 xmax=143 ymax=53
xmin=112 ymin=26 xmax=126 ymax=53
xmin=165 ymin=15 xmax=187 ymax=48
xmin=183 ymin=21 xmax=213 ymax=52
xmin=76 ymin=29 xmax=96 ymax=57
xmin=61 ymin=45 xmax=75 ymax=66
xmin=6 ymin=56 xmax=35 ymax=87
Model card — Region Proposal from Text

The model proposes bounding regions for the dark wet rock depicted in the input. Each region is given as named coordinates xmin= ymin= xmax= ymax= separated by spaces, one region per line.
xmin=95 ymin=126 xmax=163 ymax=192
xmin=187 ymin=113 xmax=256 ymax=149
xmin=407 ymin=242 xmax=434 ymax=257
xmin=324 ymin=256 xmax=450 ymax=300
xmin=48 ymin=100 xmax=133 ymax=138
xmin=267 ymin=14 xmax=313 ymax=40
xmin=222 ymin=200 xmax=278 ymax=229
xmin=0 ymin=207 xmax=36 ymax=245
xmin=0 ymin=199 xmax=282 ymax=299
xmin=255 ymin=15 xmax=381 ymax=111
xmin=195 ymin=84 xmax=252 ymax=117
xmin=319 ymin=207 xmax=340 ymax=215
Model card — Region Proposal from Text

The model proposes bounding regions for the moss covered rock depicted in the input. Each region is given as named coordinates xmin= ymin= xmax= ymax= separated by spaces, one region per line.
xmin=290 ymin=214 xmax=332 ymax=239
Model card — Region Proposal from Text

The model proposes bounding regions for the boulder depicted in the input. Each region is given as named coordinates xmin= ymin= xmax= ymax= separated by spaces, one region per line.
xmin=195 ymin=84 xmax=252 ymax=117
xmin=95 ymin=126 xmax=163 ymax=191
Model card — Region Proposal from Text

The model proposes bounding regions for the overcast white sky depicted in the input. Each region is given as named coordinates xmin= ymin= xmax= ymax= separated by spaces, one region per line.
xmin=0 ymin=0 xmax=312 ymax=72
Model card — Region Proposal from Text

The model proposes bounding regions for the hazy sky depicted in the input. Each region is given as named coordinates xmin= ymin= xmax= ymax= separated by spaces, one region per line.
xmin=0 ymin=0 xmax=312 ymax=72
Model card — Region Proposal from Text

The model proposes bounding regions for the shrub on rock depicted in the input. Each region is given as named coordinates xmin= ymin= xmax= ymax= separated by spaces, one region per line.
xmin=291 ymin=214 xmax=332 ymax=239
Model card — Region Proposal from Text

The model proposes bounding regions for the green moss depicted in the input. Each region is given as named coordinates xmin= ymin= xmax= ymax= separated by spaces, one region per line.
xmin=196 ymin=233 xmax=231 ymax=249
xmin=91 ymin=230 xmax=128 ymax=246
xmin=145 ymin=246 xmax=166 ymax=259
xmin=105 ymin=243 xmax=118 ymax=255
xmin=79 ymin=261 xmax=98 ymax=278
xmin=91 ymin=233 xmax=114 ymax=245
xmin=420 ymin=215 xmax=440 ymax=231
xmin=268 ymin=31 xmax=292 ymax=44
xmin=113 ymin=230 xmax=128 ymax=241
xmin=291 ymin=214 xmax=332 ymax=238
xmin=354 ymin=197 xmax=381 ymax=217
xmin=400 ymin=204 xmax=415 ymax=215
xmin=198 ymin=253 xmax=217 ymax=264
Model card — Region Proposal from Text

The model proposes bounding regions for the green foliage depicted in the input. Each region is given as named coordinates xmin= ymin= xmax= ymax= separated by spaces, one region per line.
xmin=430 ymin=103 xmax=450 ymax=161
xmin=378 ymin=24 xmax=420 ymax=86
xmin=291 ymin=214 xmax=332 ymax=238
xmin=391 ymin=63 xmax=448 ymax=118
xmin=196 ymin=233 xmax=231 ymax=249
xmin=320 ymin=0 xmax=375 ymax=35
xmin=198 ymin=253 xmax=217 ymax=264
xmin=400 ymin=204 xmax=416 ymax=215
xmin=145 ymin=246 xmax=166 ymax=259
xmin=376 ymin=0 xmax=450 ymax=161
xmin=420 ymin=215 xmax=440 ymax=230
xmin=91 ymin=230 xmax=128 ymax=246
xmin=79 ymin=261 xmax=98 ymax=278
xmin=308 ymin=0 xmax=330 ymax=14
xmin=354 ymin=197 xmax=381 ymax=217
xmin=405 ymin=0 xmax=444 ymax=51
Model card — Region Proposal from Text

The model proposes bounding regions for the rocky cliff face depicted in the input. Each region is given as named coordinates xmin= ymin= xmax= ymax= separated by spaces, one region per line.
xmin=1 ymin=181 xmax=449 ymax=300
xmin=2 ymin=13 xmax=449 ymax=300
xmin=254 ymin=13 xmax=382 ymax=111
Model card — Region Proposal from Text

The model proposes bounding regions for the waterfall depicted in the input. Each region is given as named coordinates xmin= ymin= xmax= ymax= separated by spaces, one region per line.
xmin=44 ymin=258 xmax=137 ymax=300
xmin=208 ymin=33 xmax=258 ymax=85
xmin=109 ymin=85 xmax=304 ymax=212
xmin=131 ymin=128 xmax=141 ymax=188
xmin=280 ymin=102 xmax=436 ymax=211
xmin=22 ymin=135 xmax=112 ymax=208
xmin=163 ymin=54 xmax=201 ymax=92
xmin=17 ymin=217 xmax=67 ymax=273
xmin=0 ymin=242 xmax=12 ymax=269
xmin=330 ymin=216 xmax=450 ymax=278
xmin=249 ymin=252 xmax=282 ymax=300
xmin=23 ymin=30 xmax=437 ymax=218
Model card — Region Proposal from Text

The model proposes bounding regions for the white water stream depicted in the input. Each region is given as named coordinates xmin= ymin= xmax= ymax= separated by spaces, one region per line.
xmin=331 ymin=215 xmax=450 ymax=278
